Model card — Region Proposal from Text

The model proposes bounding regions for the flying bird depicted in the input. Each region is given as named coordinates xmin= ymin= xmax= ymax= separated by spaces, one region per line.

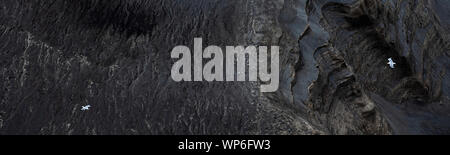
xmin=387 ymin=58 xmax=396 ymax=69
xmin=81 ymin=105 xmax=91 ymax=111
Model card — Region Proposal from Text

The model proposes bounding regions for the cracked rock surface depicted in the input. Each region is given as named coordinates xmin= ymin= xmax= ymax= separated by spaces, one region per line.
xmin=0 ymin=0 xmax=449 ymax=135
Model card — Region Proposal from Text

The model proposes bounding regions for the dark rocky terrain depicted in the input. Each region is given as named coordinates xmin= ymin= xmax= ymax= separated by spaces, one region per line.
xmin=0 ymin=0 xmax=448 ymax=135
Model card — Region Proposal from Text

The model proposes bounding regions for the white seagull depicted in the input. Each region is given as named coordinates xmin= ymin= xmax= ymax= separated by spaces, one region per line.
xmin=387 ymin=58 xmax=396 ymax=69
xmin=81 ymin=105 xmax=91 ymax=111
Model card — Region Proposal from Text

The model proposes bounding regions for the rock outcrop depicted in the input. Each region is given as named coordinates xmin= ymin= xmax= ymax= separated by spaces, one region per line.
xmin=0 ymin=0 xmax=448 ymax=134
